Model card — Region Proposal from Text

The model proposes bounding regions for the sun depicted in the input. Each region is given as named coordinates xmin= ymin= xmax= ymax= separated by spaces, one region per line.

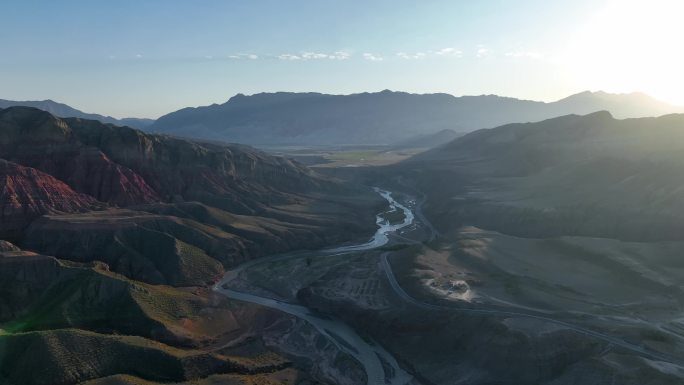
xmin=563 ymin=0 xmax=684 ymax=105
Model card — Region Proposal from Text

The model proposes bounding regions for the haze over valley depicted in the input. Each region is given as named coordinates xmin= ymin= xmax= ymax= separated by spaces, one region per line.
xmin=2 ymin=1 xmax=684 ymax=385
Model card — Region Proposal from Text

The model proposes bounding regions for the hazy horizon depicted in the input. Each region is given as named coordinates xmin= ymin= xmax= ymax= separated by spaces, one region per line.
xmin=3 ymin=0 xmax=683 ymax=118
xmin=4 ymin=88 xmax=677 ymax=120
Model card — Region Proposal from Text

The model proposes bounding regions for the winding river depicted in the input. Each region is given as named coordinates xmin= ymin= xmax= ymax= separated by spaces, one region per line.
xmin=214 ymin=188 xmax=416 ymax=385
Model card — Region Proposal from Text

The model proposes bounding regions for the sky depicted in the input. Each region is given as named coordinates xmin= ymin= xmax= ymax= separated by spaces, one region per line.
xmin=1 ymin=0 xmax=683 ymax=118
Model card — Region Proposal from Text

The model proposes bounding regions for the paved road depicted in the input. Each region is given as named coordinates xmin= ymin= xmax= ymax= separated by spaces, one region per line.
xmin=380 ymin=252 xmax=684 ymax=366
xmin=214 ymin=188 xmax=415 ymax=385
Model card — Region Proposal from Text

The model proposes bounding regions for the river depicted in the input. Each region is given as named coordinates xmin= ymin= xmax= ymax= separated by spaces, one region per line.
xmin=214 ymin=188 xmax=416 ymax=385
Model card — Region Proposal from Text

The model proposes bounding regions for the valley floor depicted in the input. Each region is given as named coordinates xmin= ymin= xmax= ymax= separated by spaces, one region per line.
xmin=221 ymin=176 xmax=684 ymax=385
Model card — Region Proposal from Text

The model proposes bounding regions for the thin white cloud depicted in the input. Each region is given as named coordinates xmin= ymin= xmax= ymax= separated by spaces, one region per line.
xmin=278 ymin=54 xmax=301 ymax=60
xmin=476 ymin=47 xmax=491 ymax=58
xmin=279 ymin=51 xmax=351 ymax=61
xmin=362 ymin=53 xmax=384 ymax=61
xmin=302 ymin=52 xmax=329 ymax=60
xmin=135 ymin=54 xmax=143 ymax=59
xmin=396 ymin=51 xmax=427 ymax=60
xmin=229 ymin=53 xmax=259 ymax=60
xmin=434 ymin=47 xmax=463 ymax=57
xmin=396 ymin=48 xmax=463 ymax=59
xmin=330 ymin=51 xmax=351 ymax=60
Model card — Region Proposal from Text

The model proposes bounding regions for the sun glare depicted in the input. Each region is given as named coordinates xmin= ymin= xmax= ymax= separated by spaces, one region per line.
xmin=564 ymin=0 xmax=684 ymax=105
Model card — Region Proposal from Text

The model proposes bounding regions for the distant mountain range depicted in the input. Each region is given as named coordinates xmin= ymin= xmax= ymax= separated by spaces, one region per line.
xmin=148 ymin=90 xmax=683 ymax=146
xmin=0 ymin=99 xmax=154 ymax=129
xmin=3 ymin=91 xmax=682 ymax=147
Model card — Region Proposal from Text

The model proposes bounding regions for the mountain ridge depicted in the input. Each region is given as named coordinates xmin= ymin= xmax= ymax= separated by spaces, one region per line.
xmin=148 ymin=90 xmax=683 ymax=146
xmin=4 ymin=90 xmax=679 ymax=146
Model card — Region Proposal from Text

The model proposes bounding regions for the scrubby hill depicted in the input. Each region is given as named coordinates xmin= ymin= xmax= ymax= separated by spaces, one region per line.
xmin=0 ymin=247 xmax=242 ymax=345
xmin=0 ymin=328 xmax=254 ymax=385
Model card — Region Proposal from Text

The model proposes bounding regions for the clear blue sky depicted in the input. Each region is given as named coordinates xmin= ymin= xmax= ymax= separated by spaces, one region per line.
xmin=2 ymin=0 xmax=680 ymax=118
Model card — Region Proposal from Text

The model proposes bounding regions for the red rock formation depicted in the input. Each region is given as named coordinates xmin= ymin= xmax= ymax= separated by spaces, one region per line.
xmin=0 ymin=107 xmax=328 ymax=213
xmin=0 ymin=159 xmax=101 ymax=239
xmin=0 ymin=107 xmax=160 ymax=206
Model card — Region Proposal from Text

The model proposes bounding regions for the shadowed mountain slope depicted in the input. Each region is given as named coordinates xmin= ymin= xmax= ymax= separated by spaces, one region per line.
xmin=405 ymin=111 xmax=684 ymax=240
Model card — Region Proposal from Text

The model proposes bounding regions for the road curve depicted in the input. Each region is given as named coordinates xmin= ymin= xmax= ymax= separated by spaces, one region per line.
xmin=380 ymin=252 xmax=684 ymax=366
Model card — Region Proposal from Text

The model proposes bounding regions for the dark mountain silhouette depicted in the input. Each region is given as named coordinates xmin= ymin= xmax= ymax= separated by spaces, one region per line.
xmin=405 ymin=111 xmax=684 ymax=240
xmin=0 ymin=99 xmax=154 ymax=129
xmin=148 ymin=90 xmax=682 ymax=146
